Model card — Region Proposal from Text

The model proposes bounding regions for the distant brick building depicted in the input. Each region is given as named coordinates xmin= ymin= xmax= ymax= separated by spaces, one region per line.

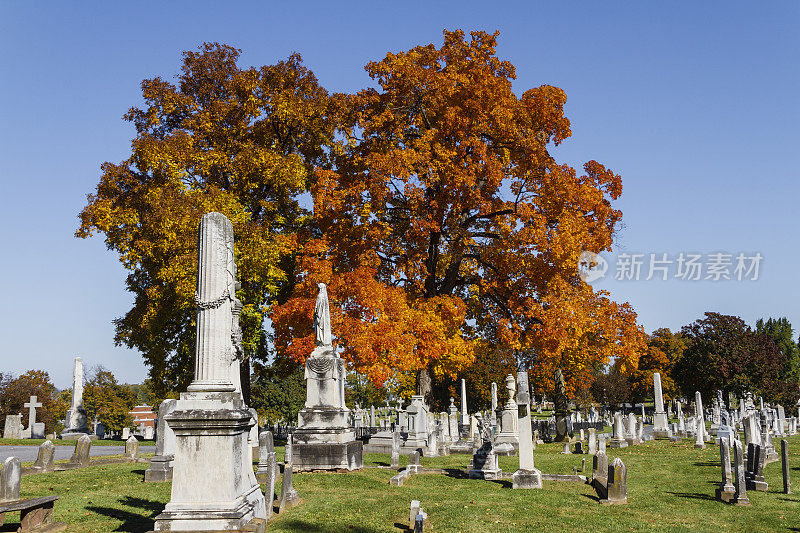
xmin=129 ymin=405 xmax=156 ymax=429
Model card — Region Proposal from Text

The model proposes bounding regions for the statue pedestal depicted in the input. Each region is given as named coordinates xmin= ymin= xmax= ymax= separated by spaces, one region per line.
xmin=652 ymin=411 xmax=671 ymax=439
xmin=468 ymin=443 xmax=501 ymax=480
xmin=154 ymin=391 xmax=266 ymax=531
xmin=293 ymin=348 xmax=363 ymax=471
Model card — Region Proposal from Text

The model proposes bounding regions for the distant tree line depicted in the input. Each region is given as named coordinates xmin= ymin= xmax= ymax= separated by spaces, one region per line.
xmin=591 ymin=313 xmax=800 ymax=407
xmin=0 ymin=366 xmax=159 ymax=436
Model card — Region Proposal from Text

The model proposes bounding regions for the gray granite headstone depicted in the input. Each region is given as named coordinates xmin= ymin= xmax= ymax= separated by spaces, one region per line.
xmin=32 ymin=440 xmax=55 ymax=473
xmin=256 ymin=430 xmax=277 ymax=519
xmin=69 ymin=434 xmax=92 ymax=466
xmin=0 ymin=457 xmax=21 ymax=503
xmin=125 ymin=435 xmax=139 ymax=461
xmin=278 ymin=463 xmax=300 ymax=512
xmin=715 ymin=437 xmax=735 ymax=502
xmin=733 ymin=440 xmax=751 ymax=505
xmin=2 ymin=415 xmax=22 ymax=439
xmin=601 ymin=457 xmax=627 ymax=504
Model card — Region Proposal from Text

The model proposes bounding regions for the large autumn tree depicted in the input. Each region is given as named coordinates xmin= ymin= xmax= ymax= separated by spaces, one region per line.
xmin=83 ymin=367 xmax=138 ymax=433
xmin=0 ymin=370 xmax=61 ymax=434
xmin=77 ymin=44 xmax=336 ymax=395
xmin=629 ymin=328 xmax=686 ymax=402
xmin=271 ymin=30 xmax=646 ymax=400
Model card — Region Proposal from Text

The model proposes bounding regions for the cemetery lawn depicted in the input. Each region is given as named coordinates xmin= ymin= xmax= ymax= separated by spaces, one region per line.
xmin=9 ymin=436 xmax=800 ymax=532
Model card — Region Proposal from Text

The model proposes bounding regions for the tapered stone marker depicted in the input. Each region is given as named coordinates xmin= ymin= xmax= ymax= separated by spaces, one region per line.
xmin=512 ymin=370 xmax=541 ymax=489
xmin=733 ymin=440 xmax=751 ymax=506
xmin=782 ymin=439 xmax=791 ymax=494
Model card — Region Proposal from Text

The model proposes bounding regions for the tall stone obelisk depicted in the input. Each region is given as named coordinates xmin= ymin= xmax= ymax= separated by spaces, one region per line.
xmin=62 ymin=357 xmax=88 ymax=439
xmin=293 ymin=283 xmax=363 ymax=471
xmin=512 ymin=370 xmax=542 ymax=488
xmin=154 ymin=212 xmax=266 ymax=531
xmin=651 ymin=372 xmax=670 ymax=438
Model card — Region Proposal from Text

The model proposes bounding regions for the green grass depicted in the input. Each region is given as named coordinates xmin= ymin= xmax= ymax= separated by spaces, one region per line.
xmin=8 ymin=436 xmax=800 ymax=532
xmin=0 ymin=438 xmax=155 ymax=446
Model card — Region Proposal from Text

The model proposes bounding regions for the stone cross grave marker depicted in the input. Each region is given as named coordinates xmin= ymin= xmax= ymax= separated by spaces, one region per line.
xmin=23 ymin=396 xmax=44 ymax=438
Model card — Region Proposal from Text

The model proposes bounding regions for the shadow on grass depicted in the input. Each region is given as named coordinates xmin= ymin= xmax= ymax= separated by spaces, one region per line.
xmin=693 ymin=462 xmax=720 ymax=467
xmin=372 ymin=461 xmax=390 ymax=467
xmin=666 ymin=491 xmax=715 ymax=501
xmin=86 ymin=496 xmax=164 ymax=532
xmin=581 ymin=492 xmax=600 ymax=503
xmin=278 ymin=519 xmax=383 ymax=532
xmin=489 ymin=479 xmax=512 ymax=489
xmin=442 ymin=468 xmax=469 ymax=479
xmin=131 ymin=469 xmax=146 ymax=476
xmin=393 ymin=523 xmax=411 ymax=532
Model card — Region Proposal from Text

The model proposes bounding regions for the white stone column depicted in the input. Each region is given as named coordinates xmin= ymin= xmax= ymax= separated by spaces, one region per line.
xmin=460 ymin=379 xmax=468 ymax=425
xmin=188 ymin=212 xmax=237 ymax=393
xmin=695 ymin=391 xmax=707 ymax=449
xmin=154 ymin=213 xmax=265 ymax=531
xmin=652 ymin=373 xmax=669 ymax=437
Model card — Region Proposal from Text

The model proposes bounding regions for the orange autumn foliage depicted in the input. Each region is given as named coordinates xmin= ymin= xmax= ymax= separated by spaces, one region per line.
xmin=272 ymin=30 xmax=646 ymax=395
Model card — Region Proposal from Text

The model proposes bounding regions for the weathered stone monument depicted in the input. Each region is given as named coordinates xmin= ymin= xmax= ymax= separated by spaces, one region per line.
xmin=694 ymin=391 xmax=707 ymax=446
xmin=293 ymin=283 xmax=363 ymax=471
xmin=592 ymin=450 xmax=608 ymax=490
xmin=694 ymin=392 xmax=706 ymax=449
xmin=600 ymin=458 xmax=627 ymax=504
xmin=66 ymin=434 xmax=91 ymax=467
xmin=553 ymin=369 xmax=570 ymax=442
xmin=733 ymin=440 xmax=751 ymax=505
xmin=781 ymin=439 xmax=791 ymax=494
xmin=468 ymin=415 xmax=501 ymax=480
xmin=0 ymin=457 xmax=21 ymax=503
xmin=145 ymin=399 xmax=178 ymax=482
xmin=609 ymin=413 xmax=628 ymax=448
xmin=512 ymin=370 xmax=541 ymax=489
xmin=30 ymin=440 xmax=55 ymax=473
xmin=3 ymin=415 xmax=22 ymax=439
xmin=495 ymin=374 xmax=519 ymax=455
xmin=255 ymin=431 xmax=277 ymax=519
xmin=651 ymin=373 xmax=670 ymax=438
xmin=391 ymin=430 xmax=401 ymax=467
xmin=124 ymin=435 xmax=139 ymax=461
xmin=715 ymin=437 xmax=736 ymax=502
xmin=153 ymin=212 xmax=266 ymax=531
xmin=62 ymin=357 xmax=89 ymax=439
xmin=278 ymin=464 xmax=300 ymax=512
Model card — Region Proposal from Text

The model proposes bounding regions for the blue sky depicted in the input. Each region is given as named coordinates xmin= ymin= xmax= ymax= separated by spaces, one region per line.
xmin=1 ymin=2 xmax=798 ymax=388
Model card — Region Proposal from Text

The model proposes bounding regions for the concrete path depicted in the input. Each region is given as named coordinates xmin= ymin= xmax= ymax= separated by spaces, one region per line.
xmin=0 ymin=444 xmax=154 ymax=463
